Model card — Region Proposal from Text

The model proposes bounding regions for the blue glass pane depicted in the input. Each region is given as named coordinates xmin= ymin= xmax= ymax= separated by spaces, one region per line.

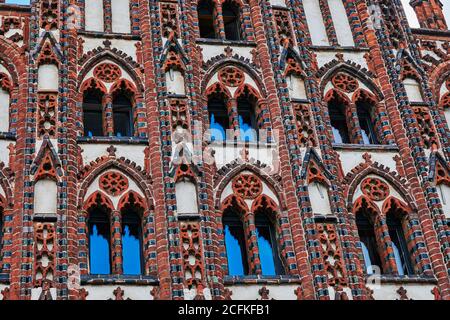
xmin=360 ymin=241 xmax=374 ymax=274
xmin=239 ymin=116 xmax=257 ymax=142
xmin=224 ymin=225 xmax=245 ymax=276
xmin=89 ymin=224 xmax=110 ymax=274
xmin=122 ymin=225 xmax=142 ymax=275
xmin=5 ymin=0 xmax=30 ymax=4
xmin=256 ymin=227 xmax=276 ymax=276
xmin=332 ymin=126 xmax=344 ymax=144
xmin=210 ymin=114 xmax=226 ymax=142
xmin=391 ymin=242 xmax=405 ymax=276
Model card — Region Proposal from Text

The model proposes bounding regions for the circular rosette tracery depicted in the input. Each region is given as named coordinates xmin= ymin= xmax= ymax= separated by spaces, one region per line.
xmin=218 ymin=66 xmax=245 ymax=88
xmin=232 ymin=174 xmax=263 ymax=200
xmin=93 ymin=63 xmax=122 ymax=83
xmin=360 ymin=177 xmax=390 ymax=202
xmin=99 ymin=171 xmax=129 ymax=197
xmin=331 ymin=73 xmax=359 ymax=93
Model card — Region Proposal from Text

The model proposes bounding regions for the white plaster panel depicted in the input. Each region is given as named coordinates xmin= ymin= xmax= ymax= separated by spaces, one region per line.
xmin=34 ymin=179 xmax=57 ymax=215
xmin=368 ymin=283 xmax=434 ymax=300
xmin=176 ymin=180 xmax=199 ymax=215
xmin=287 ymin=74 xmax=307 ymax=100
xmin=327 ymin=0 xmax=354 ymax=47
xmin=82 ymin=38 xmax=137 ymax=62
xmin=111 ymin=0 xmax=131 ymax=34
xmin=439 ymin=81 xmax=448 ymax=98
xmin=200 ymin=44 xmax=253 ymax=63
xmin=309 ymin=181 xmax=333 ymax=215
xmin=166 ymin=70 xmax=186 ymax=95
xmin=444 ymin=108 xmax=450 ymax=131
xmin=225 ymin=284 xmax=299 ymax=300
xmin=0 ymin=284 xmax=6 ymax=299
xmin=403 ymin=78 xmax=423 ymax=103
xmin=31 ymin=287 xmax=58 ymax=300
xmin=83 ymin=285 xmax=155 ymax=300
xmin=38 ymin=64 xmax=59 ymax=92
xmin=212 ymin=144 xmax=276 ymax=172
xmin=315 ymin=51 xmax=368 ymax=70
xmin=337 ymin=149 xmax=398 ymax=176
xmin=80 ymin=143 xmax=145 ymax=169
xmin=303 ymin=0 xmax=330 ymax=46
xmin=437 ymin=184 xmax=450 ymax=219
xmin=184 ymin=287 xmax=212 ymax=300
xmin=0 ymin=89 xmax=10 ymax=132
xmin=84 ymin=168 xmax=144 ymax=209
xmin=0 ymin=140 xmax=13 ymax=167
xmin=85 ymin=0 xmax=104 ymax=32
xmin=270 ymin=0 xmax=287 ymax=7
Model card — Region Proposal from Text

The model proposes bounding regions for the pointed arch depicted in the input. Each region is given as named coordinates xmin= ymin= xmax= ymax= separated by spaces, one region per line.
xmin=77 ymin=51 xmax=144 ymax=92
xmin=118 ymin=190 xmax=148 ymax=212
xmin=319 ymin=63 xmax=384 ymax=100
xmin=78 ymin=158 xmax=154 ymax=210
xmin=221 ymin=194 xmax=249 ymax=216
xmin=83 ymin=191 xmax=115 ymax=211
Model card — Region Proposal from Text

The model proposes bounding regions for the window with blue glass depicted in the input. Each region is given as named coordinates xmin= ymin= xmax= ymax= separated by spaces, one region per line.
xmin=223 ymin=209 xmax=249 ymax=276
xmin=356 ymin=96 xmax=379 ymax=145
xmin=386 ymin=212 xmax=414 ymax=276
xmin=0 ymin=206 xmax=3 ymax=257
xmin=356 ymin=208 xmax=383 ymax=275
xmin=88 ymin=207 xmax=111 ymax=275
xmin=254 ymin=210 xmax=284 ymax=276
xmin=208 ymin=95 xmax=229 ymax=142
xmin=237 ymin=96 xmax=257 ymax=143
xmin=327 ymin=93 xmax=351 ymax=144
xmin=121 ymin=208 xmax=143 ymax=275
xmin=4 ymin=0 xmax=30 ymax=4
xmin=83 ymin=87 xmax=104 ymax=137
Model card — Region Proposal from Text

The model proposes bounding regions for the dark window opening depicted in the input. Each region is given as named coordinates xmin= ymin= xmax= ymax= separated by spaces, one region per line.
xmin=113 ymin=94 xmax=134 ymax=138
xmin=208 ymin=95 xmax=229 ymax=142
xmin=356 ymin=209 xmax=383 ymax=275
xmin=198 ymin=0 xmax=216 ymax=39
xmin=328 ymin=97 xmax=350 ymax=144
xmin=83 ymin=88 xmax=104 ymax=137
xmin=222 ymin=1 xmax=241 ymax=41
xmin=88 ymin=207 xmax=111 ymax=275
xmin=0 ymin=207 xmax=3 ymax=256
xmin=356 ymin=100 xmax=379 ymax=145
xmin=386 ymin=213 xmax=414 ymax=276
xmin=223 ymin=209 xmax=249 ymax=276
xmin=121 ymin=208 xmax=143 ymax=275
xmin=255 ymin=211 xmax=284 ymax=276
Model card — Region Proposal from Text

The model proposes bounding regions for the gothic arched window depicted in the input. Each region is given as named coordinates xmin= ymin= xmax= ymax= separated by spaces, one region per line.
xmin=121 ymin=208 xmax=143 ymax=275
xmin=254 ymin=210 xmax=284 ymax=276
xmin=222 ymin=1 xmax=241 ymax=41
xmin=112 ymin=92 xmax=134 ymax=138
xmin=88 ymin=207 xmax=111 ymax=275
xmin=356 ymin=209 xmax=383 ymax=275
xmin=356 ymin=96 xmax=379 ymax=145
xmin=223 ymin=209 xmax=249 ymax=276
xmin=83 ymin=87 xmax=104 ymax=137
xmin=198 ymin=0 xmax=217 ymax=39
xmin=327 ymin=93 xmax=351 ymax=144
xmin=208 ymin=92 xmax=229 ymax=142
xmin=386 ymin=212 xmax=414 ymax=276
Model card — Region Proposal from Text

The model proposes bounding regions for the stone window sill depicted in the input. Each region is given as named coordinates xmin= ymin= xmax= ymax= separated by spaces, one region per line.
xmin=369 ymin=275 xmax=437 ymax=284
xmin=208 ymin=140 xmax=277 ymax=148
xmin=81 ymin=274 xmax=159 ymax=286
xmin=0 ymin=132 xmax=16 ymax=141
xmin=309 ymin=45 xmax=368 ymax=51
xmin=224 ymin=275 xmax=302 ymax=285
xmin=196 ymin=38 xmax=256 ymax=47
xmin=77 ymin=136 xmax=149 ymax=145
xmin=332 ymin=143 xmax=399 ymax=152
xmin=78 ymin=30 xmax=140 ymax=40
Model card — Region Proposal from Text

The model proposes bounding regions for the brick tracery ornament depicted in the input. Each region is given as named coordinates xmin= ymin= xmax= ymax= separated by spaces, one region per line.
xmin=412 ymin=106 xmax=439 ymax=149
xmin=232 ymin=174 xmax=263 ymax=200
xmin=37 ymin=41 xmax=59 ymax=65
xmin=33 ymin=222 xmax=56 ymax=298
xmin=307 ymin=161 xmax=328 ymax=184
xmin=440 ymin=92 xmax=450 ymax=109
xmin=317 ymin=223 xmax=347 ymax=288
xmin=332 ymin=73 xmax=359 ymax=93
xmin=99 ymin=171 xmax=129 ymax=197
xmin=37 ymin=93 xmax=57 ymax=138
xmin=361 ymin=177 xmax=390 ymax=202
xmin=40 ymin=0 xmax=59 ymax=31
xmin=218 ymin=67 xmax=245 ymax=88
xmin=445 ymin=78 xmax=450 ymax=91
xmin=160 ymin=2 xmax=179 ymax=38
xmin=164 ymin=49 xmax=184 ymax=72
xmin=294 ymin=104 xmax=316 ymax=147
xmin=435 ymin=160 xmax=450 ymax=186
xmin=35 ymin=149 xmax=58 ymax=181
xmin=285 ymin=57 xmax=303 ymax=76
xmin=170 ymin=98 xmax=189 ymax=130
xmin=0 ymin=72 xmax=12 ymax=93
xmin=93 ymin=63 xmax=122 ymax=83
xmin=180 ymin=221 xmax=205 ymax=291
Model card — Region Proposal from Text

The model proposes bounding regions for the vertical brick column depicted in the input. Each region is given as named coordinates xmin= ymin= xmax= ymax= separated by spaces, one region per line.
xmin=111 ymin=210 xmax=123 ymax=274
